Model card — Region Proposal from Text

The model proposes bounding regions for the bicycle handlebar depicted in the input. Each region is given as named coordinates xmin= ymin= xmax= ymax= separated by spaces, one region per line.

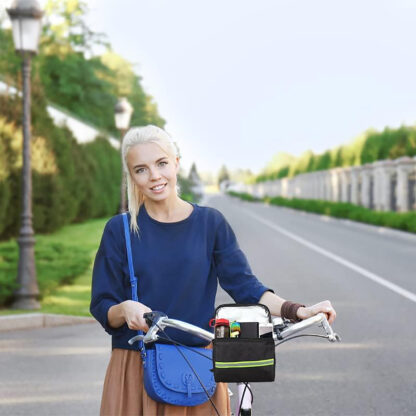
xmin=128 ymin=311 xmax=340 ymax=346
xmin=276 ymin=313 xmax=340 ymax=342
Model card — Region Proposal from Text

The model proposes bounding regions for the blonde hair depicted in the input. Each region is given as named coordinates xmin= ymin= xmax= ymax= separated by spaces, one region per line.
xmin=122 ymin=125 xmax=180 ymax=234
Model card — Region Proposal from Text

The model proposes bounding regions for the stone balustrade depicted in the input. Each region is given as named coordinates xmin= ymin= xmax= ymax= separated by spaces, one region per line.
xmin=239 ymin=156 xmax=416 ymax=212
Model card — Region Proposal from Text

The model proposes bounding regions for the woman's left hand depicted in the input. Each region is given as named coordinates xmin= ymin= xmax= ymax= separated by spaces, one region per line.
xmin=296 ymin=300 xmax=336 ymax=325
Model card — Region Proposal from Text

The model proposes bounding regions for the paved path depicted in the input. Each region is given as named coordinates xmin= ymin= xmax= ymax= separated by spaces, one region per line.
xmin=0 ymin=322 xmax=109 ymax=416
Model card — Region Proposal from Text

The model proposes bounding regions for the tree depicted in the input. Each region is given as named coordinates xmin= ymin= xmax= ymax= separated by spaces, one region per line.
xmin=188 ymin=162 xmax=200 ymax=182
xmin=38 ymin=52 xmax=116 ymax=131
xmin=314 ymin=150 xmax=331 ymax=171
xmin=99 ymin=50 xmax=165 ymax=128
xmin=262 ymin=152 xmax=295 ymax=175
xmin=229 ymin=168 xmax=254 ymax=184
xmin=289 ymin=150 xmax=313 ymax=177
xmin=186 ymin=162 xmax=203 ymax=199
xmin=217 ymin=165 xmax=230 ymax=187
xmin=41 ymin=0 xmax=108 ymax=57
xmin=0 ymin=29 xmax=21 ymax=86
xmin=34 ymin=0 xmax=165 ymax=133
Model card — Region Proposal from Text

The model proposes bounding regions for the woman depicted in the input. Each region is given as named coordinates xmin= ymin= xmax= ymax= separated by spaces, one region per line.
xmin=90 ymin=125 xmax=336 ymax=416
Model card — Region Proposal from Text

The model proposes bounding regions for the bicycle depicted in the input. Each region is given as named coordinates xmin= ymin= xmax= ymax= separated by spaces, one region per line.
xmin=128 ymin=310 xmax=340 ymax=416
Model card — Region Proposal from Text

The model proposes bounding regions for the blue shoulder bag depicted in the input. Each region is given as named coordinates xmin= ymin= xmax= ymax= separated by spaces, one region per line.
xmin=122 ymin=213 xmax=217 ymax=406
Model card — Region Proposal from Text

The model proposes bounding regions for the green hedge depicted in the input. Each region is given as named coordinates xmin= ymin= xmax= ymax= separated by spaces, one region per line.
xmin=0 ymin=110 xmax=121 ymax=240
xmin=228 ymin=191 xmax=416 ymax=234
xmin=228 ymin=191 xmax=261 ymax=202
xmin=0 ymin=239 xmax=91 ymax=306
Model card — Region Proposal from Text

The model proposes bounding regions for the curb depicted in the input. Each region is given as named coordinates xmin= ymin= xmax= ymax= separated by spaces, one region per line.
xmin=0 ymin=313 xmax=95 ymax=332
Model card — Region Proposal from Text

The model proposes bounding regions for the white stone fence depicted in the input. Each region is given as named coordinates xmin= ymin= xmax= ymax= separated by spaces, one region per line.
xmin=238 ymin=157 xmax=416 ymax=212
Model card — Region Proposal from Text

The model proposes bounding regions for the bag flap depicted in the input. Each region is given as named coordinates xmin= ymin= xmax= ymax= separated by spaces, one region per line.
xmin=154 ymin=344 xmax=216 ymax=395
xmin=215 ymin=303 xmax=272 ymax=324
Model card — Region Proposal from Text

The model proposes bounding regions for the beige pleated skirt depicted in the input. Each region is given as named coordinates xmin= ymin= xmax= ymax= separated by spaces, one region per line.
xmin=100 ymin=348 xmax=231 ymax=416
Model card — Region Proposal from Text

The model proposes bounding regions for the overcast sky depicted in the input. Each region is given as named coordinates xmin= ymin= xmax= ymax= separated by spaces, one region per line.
xmin=4 ymin=0 xmax=416 ymax=175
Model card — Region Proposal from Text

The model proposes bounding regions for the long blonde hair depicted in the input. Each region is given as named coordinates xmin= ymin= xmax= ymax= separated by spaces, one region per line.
xmin=122 ymin=125 xmax=180 ymax=234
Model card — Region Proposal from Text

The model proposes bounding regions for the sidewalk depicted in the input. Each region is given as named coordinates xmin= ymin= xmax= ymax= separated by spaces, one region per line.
xmin=0 ymin=321 xmax=108 ymax=416
xmin=0 ymin=313 xmax=95 ymax=332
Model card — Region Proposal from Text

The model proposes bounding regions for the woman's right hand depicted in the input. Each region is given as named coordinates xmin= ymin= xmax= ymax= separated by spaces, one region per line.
xmin=121 ymin=300 xmax=152 ymax=331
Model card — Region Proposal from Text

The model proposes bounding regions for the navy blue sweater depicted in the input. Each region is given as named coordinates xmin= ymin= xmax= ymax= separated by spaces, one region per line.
xmin=90 ymin=202 xmax=270 ymax=350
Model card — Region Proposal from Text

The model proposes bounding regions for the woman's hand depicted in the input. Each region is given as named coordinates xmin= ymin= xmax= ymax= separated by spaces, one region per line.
xmin=121 ymin=300 xmax=152 ymax=331
xmin=296 ymin=300 xmax=336 ymax=325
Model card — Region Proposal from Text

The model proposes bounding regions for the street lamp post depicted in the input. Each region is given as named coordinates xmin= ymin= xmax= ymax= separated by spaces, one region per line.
xmin=114 ymin=97 xmax=133 ymax=213
xmin=7 ymin=0 xmax=43 ymax=310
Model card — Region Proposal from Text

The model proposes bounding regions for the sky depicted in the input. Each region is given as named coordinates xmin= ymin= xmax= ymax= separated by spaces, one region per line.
xmin=3 ymin=0 xmax=416 ymax=176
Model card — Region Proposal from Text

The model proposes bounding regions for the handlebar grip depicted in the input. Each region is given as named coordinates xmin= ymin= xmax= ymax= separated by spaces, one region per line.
xmin=143 ymin=312 xmax=154 ymax=328
xmin=143 ymin=311 xmax=167 ymax=328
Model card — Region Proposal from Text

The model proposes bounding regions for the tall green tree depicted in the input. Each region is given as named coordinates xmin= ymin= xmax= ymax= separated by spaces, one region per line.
xmin=188 ymin=162 xmax=200 ymax=182
xmin=36 ymin=0 xmax=164 ymax=133
xmin=0 ymin=29 xmax=20 ymax=85
xmin=41 ymin=0 xmax=108 ymax=56
xmin=100 ymin=50 xmax=165 ymax=128
xmin=217 ymin=165 xmax=230 ymax=186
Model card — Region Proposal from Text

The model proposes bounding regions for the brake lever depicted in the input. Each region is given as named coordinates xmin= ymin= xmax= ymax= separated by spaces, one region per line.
xmin=128 ymin=334 xmax=144 ymax=345
xmin=273 ymin=319 xmax=290 ymax=340
xmin=128 ymin=333 xmax=161 ymax=345
xmin=320 ymin=315 xmax=341 ymax=342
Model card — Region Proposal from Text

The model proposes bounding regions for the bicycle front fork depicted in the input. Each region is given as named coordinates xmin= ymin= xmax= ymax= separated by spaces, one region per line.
xmin=236 ymin=382 xmax=253 ymax=416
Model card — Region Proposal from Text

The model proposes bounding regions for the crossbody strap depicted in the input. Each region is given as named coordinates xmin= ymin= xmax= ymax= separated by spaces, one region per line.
xmin=122 ymin=213 xmax=145 ymax=359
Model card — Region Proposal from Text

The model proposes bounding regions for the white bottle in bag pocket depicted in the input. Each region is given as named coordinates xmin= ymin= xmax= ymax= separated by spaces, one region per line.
xmin=259 ymin=323 xmax=274 ymax=338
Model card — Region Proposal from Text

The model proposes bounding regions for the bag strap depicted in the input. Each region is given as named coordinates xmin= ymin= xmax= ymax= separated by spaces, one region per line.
xmin=122 ymin=213 xmax=146 ymax=359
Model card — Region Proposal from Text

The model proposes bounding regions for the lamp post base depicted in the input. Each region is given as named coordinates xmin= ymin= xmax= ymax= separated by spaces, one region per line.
xmin=12 ymin=295 xmax=40 ymax=310
xmin=12 ymin=233 xmax=40 ymax=310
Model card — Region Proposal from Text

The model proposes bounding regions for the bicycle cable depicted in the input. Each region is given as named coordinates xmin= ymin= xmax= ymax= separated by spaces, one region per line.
xmin=274 ymin=333 xmax=328 ymax=347
xmin=155 ymin=323 xmax=222 ymax=416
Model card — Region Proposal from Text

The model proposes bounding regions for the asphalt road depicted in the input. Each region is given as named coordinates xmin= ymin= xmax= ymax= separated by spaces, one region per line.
xmin=210 ymin=194 xmax=416 ymax=416
xmin=1 ymin=193 xmax=416 ymax=415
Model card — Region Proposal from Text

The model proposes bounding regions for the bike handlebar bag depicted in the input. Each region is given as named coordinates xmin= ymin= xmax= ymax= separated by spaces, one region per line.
xmin=212 ymin=304 xmax=276 ymax=382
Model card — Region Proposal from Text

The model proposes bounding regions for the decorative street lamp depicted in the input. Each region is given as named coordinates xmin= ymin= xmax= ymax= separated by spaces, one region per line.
xmin=114 ymin=97 xmax=133 ymax=212
xmin=7 ymin=0 xmax=44 ymax=309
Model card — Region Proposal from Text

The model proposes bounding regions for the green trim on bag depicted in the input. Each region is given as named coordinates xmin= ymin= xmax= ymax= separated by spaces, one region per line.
xmin=215 ymin=358 xmax=274 ymax=369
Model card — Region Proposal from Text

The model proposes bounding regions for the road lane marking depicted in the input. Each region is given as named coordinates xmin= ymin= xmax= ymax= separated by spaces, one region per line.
xmin=241 ymin=207 xmax=416 ymax=304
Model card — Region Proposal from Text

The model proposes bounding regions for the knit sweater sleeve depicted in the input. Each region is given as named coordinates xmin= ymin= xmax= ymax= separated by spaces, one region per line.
xmin=213 ymin=211 xmax=271 ymax=303
xmin=90 ymin=217 xmax=129 ymax=336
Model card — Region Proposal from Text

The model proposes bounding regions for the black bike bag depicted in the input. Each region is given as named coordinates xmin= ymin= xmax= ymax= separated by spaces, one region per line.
xmin=212 ymin=304 xmax=276 ymax=382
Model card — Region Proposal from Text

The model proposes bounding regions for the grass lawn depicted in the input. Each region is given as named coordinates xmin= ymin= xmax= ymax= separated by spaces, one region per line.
xmin=0 ymin=217 xmax=108 ymax=316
